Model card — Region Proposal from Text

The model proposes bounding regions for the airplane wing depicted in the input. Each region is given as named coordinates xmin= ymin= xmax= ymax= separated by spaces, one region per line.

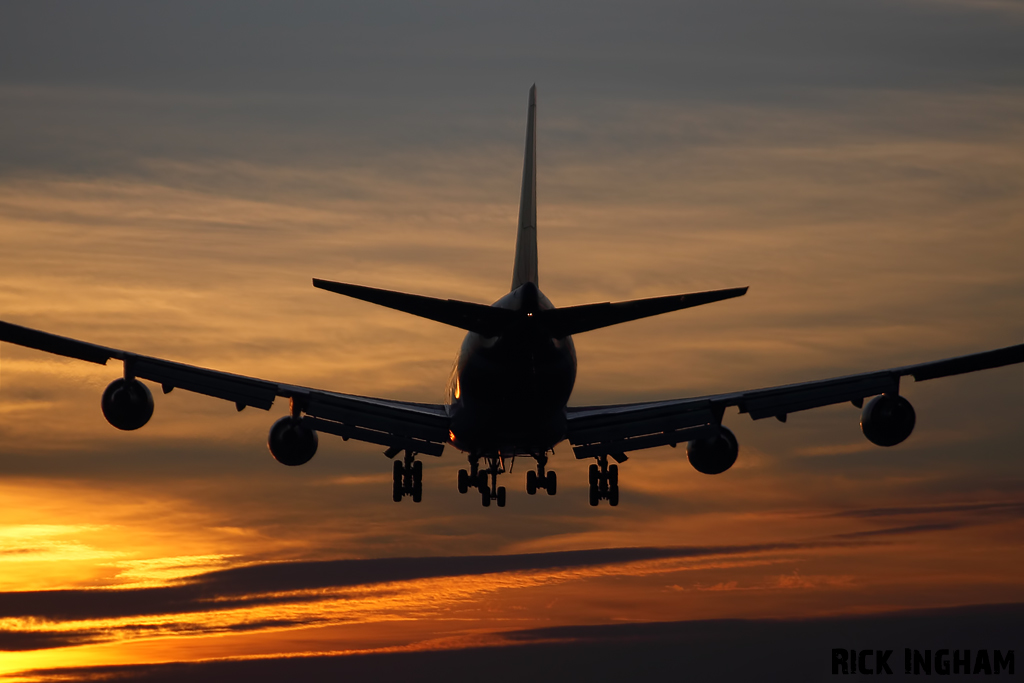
xmin=0 ymin=320 xmax=451 ymax=457
xmin=566 ymin=343 xmax=1024 ymax=460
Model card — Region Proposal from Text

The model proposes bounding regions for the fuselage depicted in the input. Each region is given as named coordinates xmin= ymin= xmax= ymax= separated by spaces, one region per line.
xmin=447 ymin=282 xmax=576 ymax=455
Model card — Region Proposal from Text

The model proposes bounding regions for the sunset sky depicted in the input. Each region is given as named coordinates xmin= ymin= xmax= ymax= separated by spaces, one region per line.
xmin=0 ymin=1 xmax=1022 ymax=680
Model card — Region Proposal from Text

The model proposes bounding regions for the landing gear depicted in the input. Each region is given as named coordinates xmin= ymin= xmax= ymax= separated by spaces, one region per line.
xmin=459 ymin=454 xmax=511 ymax=507
xmin=458 ymin=456 xmax=483 ymax=496
xmin=391 ymin=450 xmax=423 ymax=502
xmin=525 ymin=453 xmax=556 ymax=496
xmin=588 ymin=455 xmax=619 ymax=506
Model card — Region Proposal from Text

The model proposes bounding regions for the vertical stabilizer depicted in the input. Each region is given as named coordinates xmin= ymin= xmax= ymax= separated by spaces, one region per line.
xmin=511 ymin=85 xmax=539 ymax=291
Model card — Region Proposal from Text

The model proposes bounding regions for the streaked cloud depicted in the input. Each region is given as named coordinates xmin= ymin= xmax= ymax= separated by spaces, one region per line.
xmin=0 ymin=0 xmax=1021 ymax=679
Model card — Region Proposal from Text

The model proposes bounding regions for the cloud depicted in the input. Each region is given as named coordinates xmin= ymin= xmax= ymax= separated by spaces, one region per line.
xmin=829 ymin=501 xmax=1024 ymax=519
xmin=0 ymin=523 xmax=963 ymax=654
xmin=15 ymin=602 xmax=1024 ymax=682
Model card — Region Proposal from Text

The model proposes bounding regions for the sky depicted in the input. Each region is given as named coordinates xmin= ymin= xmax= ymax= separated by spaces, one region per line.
xmin=0 ymin=0 xmax=1022 ymax=680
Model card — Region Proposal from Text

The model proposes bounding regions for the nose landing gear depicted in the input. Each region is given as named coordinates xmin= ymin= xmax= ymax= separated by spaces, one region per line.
xmin=457 ymin=454 xmax=509 ymax=507
xmin=588 ymin=454 xmax=620 ymax=506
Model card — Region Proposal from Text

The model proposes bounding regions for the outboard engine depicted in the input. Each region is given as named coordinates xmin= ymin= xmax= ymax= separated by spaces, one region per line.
xmin=101 ymin=378 xmax=154 ymax=431
xmin=268 ymin=416 xmax=318 ymax=466
xmin=686 ymin=426 xmax=739 ymax=475
xmin=860 ymin=394 xmax=916 ymax=447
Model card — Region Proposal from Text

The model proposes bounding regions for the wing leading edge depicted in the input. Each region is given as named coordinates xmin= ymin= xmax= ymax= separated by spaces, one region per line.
xmin=0 ymin=320 xmax=450 ymax=457
xmin=567 ymin=343 xmax=1024 ymax=460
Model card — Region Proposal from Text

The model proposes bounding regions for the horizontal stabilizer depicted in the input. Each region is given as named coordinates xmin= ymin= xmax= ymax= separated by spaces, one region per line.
xmin=535 ymin=287 xmax=748 ymax=338
xmin=313 ymin=279 xmax=515 ymax=337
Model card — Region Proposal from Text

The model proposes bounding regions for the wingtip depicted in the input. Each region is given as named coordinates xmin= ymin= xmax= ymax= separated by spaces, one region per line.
xmin=529 ymin=84 xmax=536 ymax=104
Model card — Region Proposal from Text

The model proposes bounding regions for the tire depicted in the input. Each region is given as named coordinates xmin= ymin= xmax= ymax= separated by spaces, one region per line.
xmin=589 ymin=464 xmax=598 ymax=486
xmin=546 ymin=470 xmax=557 ymax=495
xmin=589 ymin=484 xmax=599 ymax=506
xmin=458 ymin=469 xmax=469 ymax=494
xmin=478 ymin=472 xmax=489 ymax=493
xmin=609 ymin=464 xmax=618 ymax=487
xmin=412 ymin=460 xmax=423 ymax=484
xmin=393 ymin=480 xmax=403 ymax=503
xmin=481 ymin=490 xmax=491 ymax=507
xmin=609 ymin=486 xmax=619 ymax=507
xmin=497 ymin=486 xmax=506 ymax=507
xmin=393 ymin=460 xmax=404 ymax=484
xmin=412 ymin=484 xmax=422 ymax=503
xmin=526 ymin=470 xmax=537 ymax=495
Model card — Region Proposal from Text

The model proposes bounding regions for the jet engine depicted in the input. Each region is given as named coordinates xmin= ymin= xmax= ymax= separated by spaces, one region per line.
xmin=268 ymin=416 xmax=318 ymax=466
xmin=686 ymin=426 xmax=739 ymax=475
xmin=101 ymin=378 xmax=154 ymax=431
xmin=860 ymin=394 xmax=915 ymax=447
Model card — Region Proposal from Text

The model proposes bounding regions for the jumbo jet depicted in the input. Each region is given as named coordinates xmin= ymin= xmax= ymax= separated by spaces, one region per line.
xmin=1 ymin=87 xmax=1021 ymax=508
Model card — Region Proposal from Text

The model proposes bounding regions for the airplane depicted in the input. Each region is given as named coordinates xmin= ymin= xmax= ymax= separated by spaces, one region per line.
xmin=1 ymin=86 xmax=1022 ymax=509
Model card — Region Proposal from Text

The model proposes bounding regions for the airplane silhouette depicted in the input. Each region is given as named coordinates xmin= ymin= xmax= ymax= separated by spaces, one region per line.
xmin=1 ymin=86 xmax=1022 ymax=508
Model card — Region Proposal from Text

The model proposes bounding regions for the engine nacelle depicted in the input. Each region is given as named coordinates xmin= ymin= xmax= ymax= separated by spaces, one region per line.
xmin=860 ymin=394 xmax=916 ymax=447
xmin=686 ymin=426 xmax=739 ymax=475
xmin=268 ymin=416 xmax=318 ymax=466
xmin=101 ymin=378 xmax=154 ymax=431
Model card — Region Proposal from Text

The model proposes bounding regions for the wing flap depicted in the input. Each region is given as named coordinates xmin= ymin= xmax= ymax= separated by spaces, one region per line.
xmin=569 ymin=401 xmax=717 ymax=442
xmin=304 ymin=391 xmax=450 ymax=443
xmin=571 ymin=423 xmax=719 ymax=459
xmin=737 ymin=373 xmax=897 ymax=420
xmin=302 ymin=417 xmax=446 ymax=456
xmin=128 ymin=355 xmax=279 ymax=410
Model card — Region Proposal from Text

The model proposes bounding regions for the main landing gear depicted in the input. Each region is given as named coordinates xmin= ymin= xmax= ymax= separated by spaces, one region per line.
xmin=589 ymin=454 xmax=619 ymax=507
xmin=525 ymin=452 xmax=556 ymax=496
xmin=392 ymin=450 xmax=423 ymax=503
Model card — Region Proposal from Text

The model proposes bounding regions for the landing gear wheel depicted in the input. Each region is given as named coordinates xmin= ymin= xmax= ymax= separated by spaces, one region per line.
xmin=608 ymin=464 xmax=619 ymax=506
xmin=589 ymin=484 xmax=599 ymax=507
xmin=545 ymin=470 xmax=557 ymax=495
xmin=526 ymin=470 xmax=537 ymax=495
xmin=412 ymin=483 xmax=422 ymax=503
xmin=458 ymin=469 xmax=469 ymax=494
xmin=589 ymin=464 xmax=598 ymax=486
xmin=481 ymin=489 xmax=491 ymax=507
xmin=412 ymin=459 xmax=423 ymax=483
xmin=497 ymin=486 xmax=506 ymax=507
xmin=392 ymin=460 xmax=404 ymax=502
xmin=477 ymin=472 xmax=489 ymax=493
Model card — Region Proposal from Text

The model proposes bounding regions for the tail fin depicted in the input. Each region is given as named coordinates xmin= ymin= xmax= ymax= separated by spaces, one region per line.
xmin=511 ymin=85 xmax=538 ymax=292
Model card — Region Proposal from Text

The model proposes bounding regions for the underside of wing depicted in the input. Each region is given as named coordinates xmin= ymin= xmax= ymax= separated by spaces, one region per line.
xmin=567 ymin=343 xmax=1024 ymax=461
xmin=0 ymin=319 xmax=451 ymax=458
